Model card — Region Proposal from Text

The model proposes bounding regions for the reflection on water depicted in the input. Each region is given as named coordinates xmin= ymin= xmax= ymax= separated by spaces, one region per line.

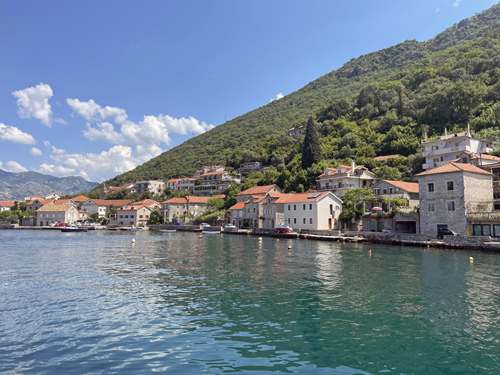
xmin=1 ymin=230 xmax=500 ymax=374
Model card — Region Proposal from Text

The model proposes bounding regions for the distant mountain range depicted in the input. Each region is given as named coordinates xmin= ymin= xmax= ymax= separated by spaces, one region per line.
xmin=0 ymin=169 xmax=98 ymax=201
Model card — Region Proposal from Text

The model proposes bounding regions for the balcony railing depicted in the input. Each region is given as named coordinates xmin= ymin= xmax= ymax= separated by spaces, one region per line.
xmin=467 ymin=212 xmax=500 ymax=220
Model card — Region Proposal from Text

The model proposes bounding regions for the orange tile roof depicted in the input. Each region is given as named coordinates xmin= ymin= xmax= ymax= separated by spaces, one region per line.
xmin=0 ymin=201 xmax=15 ymax=207
xmin=56 ymin=199 xmax=74 ymax=205
xmin=214 ymin=194 xmax=226 ymax=199
xmin=167 ymin=178 xmax=182 ymax=183
xmin=162 ymin=197 xmax=187 ymax=204
xmin=200 ymin=171 xmax=226 ymax=177
xmin=382 ymin=180 xmax=419 ymax=193
xmin=186 ymin=196 xmax=211 ymax=204
xmin=374 ymin=154 xmax=400 ymax=162
xmin=72 ymin=195 xmax=90 ymax=202
xmin=26 ymin=199 xmax=54 ymax=206
xmin=273 ymin=191 xmax=331 ymax=204
xmin=230 ymin=201 xmax=247 ymax=210
xmin=37 ymin=204 xmax=74 ymax=212
xmin=416 ymin=162 xmax=492 ymax=176
xmin=132 ymin=199 xmax=159 ymax=206
xmin=86 ymin=199 xmax=131 ymax=206
xmin=118 ymin=204 xmax=152 ymax=211
xmin=237 ymin=185 xmax=280 ymax=196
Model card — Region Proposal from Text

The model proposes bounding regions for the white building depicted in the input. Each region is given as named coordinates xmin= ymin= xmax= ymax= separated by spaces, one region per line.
xmin=116 ymin=204 xmax=153 ymax=227
xmin=421 ymin=129 xmax=500 ymax=170
xmin=134 ymin=180 xmax=165 ymax=196
xmin=316 ymin=161 xmax=375 ymax=196
xmin=0 ymin=201 xmax=14 ymax=212
xmin=81 ymin=199 xmax=131 ymax=218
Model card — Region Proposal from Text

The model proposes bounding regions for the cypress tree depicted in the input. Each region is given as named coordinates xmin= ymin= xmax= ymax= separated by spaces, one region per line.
xmin=301 ymin=116 xmax=322 ymax=169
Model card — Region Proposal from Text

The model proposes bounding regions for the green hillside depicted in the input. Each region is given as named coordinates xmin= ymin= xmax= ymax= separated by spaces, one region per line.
xmin=102 ymin=3 xmax=500 ymax=189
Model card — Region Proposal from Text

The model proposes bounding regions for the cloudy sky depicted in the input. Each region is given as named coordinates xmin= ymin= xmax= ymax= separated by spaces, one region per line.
xmin=0 ymin=0 xmax=497 ymax=182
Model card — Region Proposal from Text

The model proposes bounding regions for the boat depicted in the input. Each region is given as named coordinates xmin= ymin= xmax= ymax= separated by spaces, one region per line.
xmin=201 ymin=231 xmax=221 ymax=235
xmin=61 ymin=227 xmax=88 ymax=233
xmin=274 ymin=225 xmax=293 ymax=233
xmin=159 ymin=229 xmax=176 ymax=233
xmin=131 ymin=227 xmax=148 ymax=232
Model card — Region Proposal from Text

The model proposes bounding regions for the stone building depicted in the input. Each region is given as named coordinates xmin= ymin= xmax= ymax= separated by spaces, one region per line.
xmin=36 ymin=204 xmax=80 ymax=226
xmin=161 ymin=196 xmax=211 ymax=224
xmin=316 ymin=161 xmax=375 ymax=196
xmin=370 ymin=180 xmax=419 ymax=209
xmin=116 ymin=204 xmax=152 ymax=227
xmin=415 ymin=162 xmax=493 ymax=237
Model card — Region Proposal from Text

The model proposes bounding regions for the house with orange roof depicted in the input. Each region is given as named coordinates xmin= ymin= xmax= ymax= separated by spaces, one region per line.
xmin=72 ymin=195 xmax=90 ymax=203
xmin=26 ymin=198 xmax=55 ymax=212
xmin=454 ymin=151 xmax=500 ymax=167
xmin=421 ymin=127 xmax=500 ymax=170
xmin=166 ymin=178 xmax=182 ymax=192
xmin=99 ymin=182 xmax=135 ymax=199
xmin=44 ymin=192 xmax=60 ymax=200
xmin=370 ymin=180 xmax=419 ymax=209
xmin=0 ymin=201 xmax=15 ymax=212
xmin=161 ymin=196 xmax=212 ymax=224
xmin=116 ymin=204 xmax=153 ymax=227
xmin=236 ymin=184 xmax=283 ymax=203
xmin=316 ymin=161 xmax=375 ymax=196
xmin=194 ymin=170 xmax=241 ymax=196
xmin=24 ymin=195 xmax=44 ymax=202
xmin=134 ymin=180 xmax=165 ymax=196
xmin=231 ymin=191 xmax=343 ymax=231
xmin=36 ymin=204 xmax=79 ymax=226
xmin=81 ymin=199 xmax=132 ymax=218
xmin=415 ymin=162 xmax=493 ymax=237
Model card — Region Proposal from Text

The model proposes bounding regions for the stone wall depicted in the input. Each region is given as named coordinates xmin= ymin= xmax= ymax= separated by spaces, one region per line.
xmin=443 ymin=235 xmax=490 ymax=248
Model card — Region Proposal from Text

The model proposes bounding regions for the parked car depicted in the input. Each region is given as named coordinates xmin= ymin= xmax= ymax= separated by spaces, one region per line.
xmin=275 ymin=225 xmax=293 ymax=233
xmin=200 ymin=223 xmax=210 ymax=227
xmin=50 ymin=222 xmax=57 ymax=227
xmin=173 ymin=222 xmax=184 ymax=226
xmin=437 ymin=228 xmax=458 ymax=239
xmin=56 ymin=223 xmax=68 ymax=227
xmin=224 ymin=224 xmax=236 ymax=228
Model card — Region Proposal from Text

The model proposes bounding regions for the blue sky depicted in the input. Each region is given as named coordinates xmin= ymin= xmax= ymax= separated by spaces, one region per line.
xmin=0 ymin=0 xmax=498 ymax=182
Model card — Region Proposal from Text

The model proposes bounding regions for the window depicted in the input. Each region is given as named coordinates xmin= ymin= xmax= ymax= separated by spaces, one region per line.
xmin=139 ymin=215 xmax=143 ymax=218
xmin=310 ymin=218 xmax=313 ymax=224
xmin=294 ymin=205 xmax=296 ymax=210
xmin=130 ymin=215 xmax=134 ymax=218
xmin=288 ymin=205 xmax=290 ymax=211
xmin=428 ymin=201 xmax=436 ymax=212
xmin=428 ymin=183 xmax=434 ymax=192
xmin=309 ymin=204 xmax=312 ymax=210
xmin=447 ymin=181 xmax=454 ymax=191
xmin=447 ymin=201 xmax=455 ymax=211
xmin=253 ymin=208 xmax=255 ymax=213
xmin=119 ymin=215 xmax=123 ymax=218
xmin=330 ymin=205 xmax=333 ymax=215
xmin=389 ymin=188 xmax=393 ymax=194
xmin=474 ymin=224 xmax=491 ymax=236
xmin=303 ymin=218 xmax=306 ymax=224
xmin=288 ymin=218 xmax=290 ymax=224
xmin=303 ymin=204 xmax=306 ymax=210
xmin=125 ymin=215 xmax=129 ymax=218
xmin=382 ymin=189 xmax=387 ymax=194
xmin=294 ymin=218 xmax=296 ymax=224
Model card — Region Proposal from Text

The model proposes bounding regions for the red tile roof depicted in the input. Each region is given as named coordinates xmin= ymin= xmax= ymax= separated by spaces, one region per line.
xmin=0 ymin=201 xmax=15 ymax=207
xmin=200 ymin=171 xmax=226 ymax=177
xmin=382 ymin=180 xmax=419 ymax=193
xmin=374 ymin=154 xmax=400 ymax=162
xmin=86 ymin=199 xmax=131 ymax=206
xmin=72 ymin=195 xmax=90 ymax=202
xmin=37 ymin=204 xmax=74 ymax=212
xmin=118 ymin=204 xmax=152 ymax=211
xmin=416 ymin=162 xmax=492 ymax=176
xmin=230 ymin=202 xmax=247 ymax=210
xmin=273 ymin=191 xmax=331 ymax=204
xmin=162 ymin=196 xmax=211 ymax=204
xmin=26 ymin=199 xmax=54 ymax=206
xmin=237 ymin=185 xmax=280 ymax=196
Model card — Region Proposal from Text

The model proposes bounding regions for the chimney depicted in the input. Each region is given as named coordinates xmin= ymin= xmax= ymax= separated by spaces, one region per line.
xmin=351 ymin=160 xmax=355 ymax=173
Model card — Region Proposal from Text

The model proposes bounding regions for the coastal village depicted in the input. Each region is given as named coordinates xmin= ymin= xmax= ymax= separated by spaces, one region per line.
xmin=1 ymin=127 xmax=500 ymax=248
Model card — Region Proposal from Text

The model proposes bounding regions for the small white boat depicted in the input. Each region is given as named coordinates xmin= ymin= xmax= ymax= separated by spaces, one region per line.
xmin=201 ymin=231 xmax=220 ymax=235
xmin=160 ymin=229 xmax=176 ymax=233
xmin=131 ymin=227 xmax=148 ymax=232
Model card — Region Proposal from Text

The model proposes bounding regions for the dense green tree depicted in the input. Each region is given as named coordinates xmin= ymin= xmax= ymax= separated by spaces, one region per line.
xmin=148 ymin=209 xmax=162 ymax=225
xmin=302 ymin=117 xmax=322 ymax=169
xmin=207 ymin=197 xmax=224 ymax=211
xmin=373 ymin=165 xmax=403 ymax=181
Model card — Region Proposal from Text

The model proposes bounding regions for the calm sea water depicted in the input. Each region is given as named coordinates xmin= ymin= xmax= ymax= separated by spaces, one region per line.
xmin=1 ymin=230 xmax=500 ymax=374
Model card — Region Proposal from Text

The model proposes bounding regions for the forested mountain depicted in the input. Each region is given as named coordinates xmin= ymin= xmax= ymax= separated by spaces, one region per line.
xmin=101 ymin=3 xmax=500 ymax=191
xmin=0 ymin=169 xmax=98 ymax=201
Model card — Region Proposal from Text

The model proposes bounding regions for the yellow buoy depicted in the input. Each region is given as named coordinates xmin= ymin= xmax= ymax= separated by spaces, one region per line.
xmin=470 ymin=256 xmax=473 ymax=262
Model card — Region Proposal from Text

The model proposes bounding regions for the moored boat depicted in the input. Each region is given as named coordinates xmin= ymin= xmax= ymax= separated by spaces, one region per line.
xmin=201 ymin=231 xmax=220 ymax=235
xmin=274 ymin=225 xmax=293 ymax=233
xmin=159 ymin=229 xmax=176 ymax=233
xmin=61 ymin=227 xmax=88 ymax=233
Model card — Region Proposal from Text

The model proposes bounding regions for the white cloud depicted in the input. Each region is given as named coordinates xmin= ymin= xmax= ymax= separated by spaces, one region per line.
xmin=270 ymin=93 xmax=284 ymax=102
xmin=44 ymin=144 xmax=163 ymax=181
xmin=83 ymin=121 xmax=126 ymax=144
xmin=453 ymin=0 xmax=462 ymax=6
xmin=67 ymin=98 xmax=128 ymax=124
xmin=43 ymin=140 xmax=51 ymax=147
xmin=30 ymin=147 xmax=42 ymax=156
xmin=12 ymin=83 xmax=54 ymax=126
xmin=0 ymin=123 xmax=36 ymax=144
xmin=5 ymin=161 xmax=28 ymax=173
xmin=435 ymin=7 xmax=440 ymax=12
xmin=51 ymin=146 xmax=66 ymax=154
xmin=0 ymin=161 xmax=3 ymax=169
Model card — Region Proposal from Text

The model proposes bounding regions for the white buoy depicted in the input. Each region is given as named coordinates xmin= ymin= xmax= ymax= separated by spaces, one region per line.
xmin=258 ymin=237 xmax=262 ymax=241
xmin=132 ymin=238 xmax=136 ymax=243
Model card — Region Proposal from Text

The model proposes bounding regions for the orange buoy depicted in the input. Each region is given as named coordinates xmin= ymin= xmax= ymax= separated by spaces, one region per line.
xmin=277 ymin=239 xmax=279 ymax=241
xmin=288 ymin=245 xmax=291 ymax=249
xmin=368 ymin=250 xmax=372 ymax=255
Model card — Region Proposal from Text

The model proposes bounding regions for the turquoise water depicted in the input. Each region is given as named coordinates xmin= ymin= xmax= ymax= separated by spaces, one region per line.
xmin=1 ymin=230 xmax=500 ymax=374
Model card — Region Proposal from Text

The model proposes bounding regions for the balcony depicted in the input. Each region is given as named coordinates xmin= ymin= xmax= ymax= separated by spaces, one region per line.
xmin=467 ymin=212 xmax=500 ymax=220
xmin=421 ymin=144 xmax=470 ymax=158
